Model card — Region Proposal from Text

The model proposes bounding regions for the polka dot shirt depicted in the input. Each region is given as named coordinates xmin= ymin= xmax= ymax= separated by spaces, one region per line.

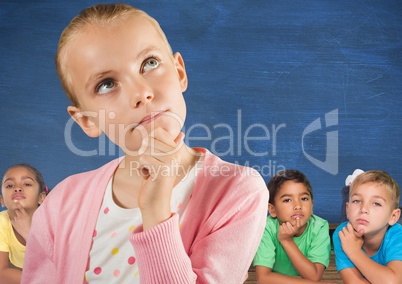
xmin=84 ymin=164 xmax=198 ymax=283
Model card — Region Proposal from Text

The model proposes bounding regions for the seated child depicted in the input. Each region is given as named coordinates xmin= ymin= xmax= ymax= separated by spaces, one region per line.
xmin=333 ymin=170 xmax=402 ymax=283
xmin=21 ymin=3 xmax=268 ymax=284
xmin=254 ymin=169 xmax=332 ymax=283
xmin=0 ymin=164 xmax=47 ymax=284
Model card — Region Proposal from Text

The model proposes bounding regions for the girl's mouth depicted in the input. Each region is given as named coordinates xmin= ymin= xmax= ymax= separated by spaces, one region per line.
xmin=133 ymin=110 xmax=166 ymax=130
xmin=12 ymin=194 xmax=25 ymax=200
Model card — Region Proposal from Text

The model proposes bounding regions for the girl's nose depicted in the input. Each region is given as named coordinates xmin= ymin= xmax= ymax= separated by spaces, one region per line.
xmin=129 ymin=79 xmax=154 ymax=108
xmin=133 ymin=93 xmax=154 ymax=108
xmin=14 ymin=187 xmax=22 ymax=192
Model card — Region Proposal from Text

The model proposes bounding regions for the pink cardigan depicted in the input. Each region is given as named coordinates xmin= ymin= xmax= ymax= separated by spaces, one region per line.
xmin=22 ymin=149 xmax=268 ymax=283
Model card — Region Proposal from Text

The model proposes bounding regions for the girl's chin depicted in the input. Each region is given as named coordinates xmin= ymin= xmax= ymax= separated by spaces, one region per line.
xmin=156 ymin=110 xmax=184 ymax=133
xmin=11 ymin=200 xmax=26 ymax=208
xmin=118 ymin=131 xmax=183 ymax=157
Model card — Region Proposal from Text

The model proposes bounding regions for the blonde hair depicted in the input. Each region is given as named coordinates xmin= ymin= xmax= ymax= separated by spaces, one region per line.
xmin=350 ymin=170 xmax=400 ymax=210
xmin=55 ymin=3 xmax=172 ymax=106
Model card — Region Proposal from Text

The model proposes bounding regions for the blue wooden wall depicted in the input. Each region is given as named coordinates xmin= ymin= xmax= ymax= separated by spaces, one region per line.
xmin=1 ymin=0 xmax=401 ymax=223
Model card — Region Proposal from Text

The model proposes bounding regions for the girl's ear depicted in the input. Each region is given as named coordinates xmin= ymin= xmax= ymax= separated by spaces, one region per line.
xmin=67 ymin=106 xmax=102 ymax=138
xmin=268 ymin=203 xmax=277 ymax=217
xmin=38 ymin=192 xmax=46 ymax=205
xmin=173 ymin=52 xmax=188 ymax=92
xmin=388 ymin=207 xmax=401 ymax=226
xmin=0 ymin=196 xmax=5 ymax=207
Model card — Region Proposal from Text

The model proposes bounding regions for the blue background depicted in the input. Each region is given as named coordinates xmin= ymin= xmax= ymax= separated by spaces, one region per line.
xmin=1 ymin=0 xmax=401 ymax=223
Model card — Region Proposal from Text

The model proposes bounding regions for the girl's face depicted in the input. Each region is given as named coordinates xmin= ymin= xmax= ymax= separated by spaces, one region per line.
xmin=63 ymin=15 xmax=188 ymax=155
xmin=347 ymin=182 xmax=400 ymax=237
xmin=0 ymin=166 xmax=45 ymax=211
xmin=269 ymin=181 xmax=314 ymax=231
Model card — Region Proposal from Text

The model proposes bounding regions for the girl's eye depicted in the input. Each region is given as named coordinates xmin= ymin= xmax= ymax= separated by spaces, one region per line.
xmin=142 ymin=57 xmax=159 ymax=72
xmin=283 ymin=199 xmax=291 ymax=203
xmin=96 ymin=79 xmax=115 ymax=95
xmin=301 ymin=197 xmax=309 ymax=201
xmin=24 ymin=183 xmax=33 ymax=187
xmin=373 ymin=202 xmax=382 ymax=207
xmin=352 ymin=199 xmax=360 ymax=204
xmin=5 ymin=184 xmax=14 ymax=189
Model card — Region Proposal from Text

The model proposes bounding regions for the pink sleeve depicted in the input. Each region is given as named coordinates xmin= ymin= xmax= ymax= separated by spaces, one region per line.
xmin=191 ymin=188 xmax=268 ymax=283
xmin=130 ymin=214 xmax=197 ymax=282
xmin=21 ymin=207 xmax=56 ymax=284
xmin=130 ymin=187 xmax=268 ymax=283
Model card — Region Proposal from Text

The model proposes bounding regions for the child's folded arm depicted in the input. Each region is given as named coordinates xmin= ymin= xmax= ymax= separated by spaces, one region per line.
xmin=0 ymin=251 xmax=21 ymax=284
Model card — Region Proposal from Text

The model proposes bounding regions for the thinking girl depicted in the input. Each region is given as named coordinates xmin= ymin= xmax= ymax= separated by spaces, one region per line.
xmin=0 ymin=164 xmax=47 ymax=284
xmin=22 ymin=4 xmax=268 ymax=284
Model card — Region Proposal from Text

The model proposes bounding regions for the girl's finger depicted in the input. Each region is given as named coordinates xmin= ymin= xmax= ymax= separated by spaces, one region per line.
xmin=174 ymin=131 xmax=185 ymax=144
xmin=14 ymin=202 xmax=28 ymax=216
xmin=146 ymin=139 xmax=178 ymax=157
xmin=149 ymin=128 xmax=176 ymax=147
xmin=140 ymin=166 xmax=151 ymax=179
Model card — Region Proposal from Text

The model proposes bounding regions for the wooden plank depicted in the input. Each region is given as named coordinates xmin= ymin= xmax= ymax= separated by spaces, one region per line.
xmin=245 ymin=251 xmax=342 ymax=283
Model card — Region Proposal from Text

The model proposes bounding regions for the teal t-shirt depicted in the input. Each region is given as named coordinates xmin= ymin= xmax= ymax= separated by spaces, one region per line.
xmin=253 ymin=214 xmax=331 ymax=276
xmin=333 ymin=222 xmax=402 ymax=271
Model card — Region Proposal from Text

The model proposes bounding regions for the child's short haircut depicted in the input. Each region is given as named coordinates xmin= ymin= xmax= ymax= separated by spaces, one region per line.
xmin=350 ymin=170 xmax=400 ymax=210
xmin=267 ymin=170 xmax=313 ymax=204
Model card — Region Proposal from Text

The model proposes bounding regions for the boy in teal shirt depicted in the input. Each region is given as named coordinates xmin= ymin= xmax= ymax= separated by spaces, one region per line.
xmin=333 ymin=170 xmax=402 ymax=283
xmin=254 ymin=170 xmax=331 ymax=283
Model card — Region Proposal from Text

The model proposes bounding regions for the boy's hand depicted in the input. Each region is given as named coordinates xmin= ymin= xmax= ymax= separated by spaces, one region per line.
xmin=338 ymin=222 xmax=364 ymax=256
xmin=11 ymin=202 xmax=31 ymax=241
xmin=278 ymin=218 xmax=302 ymax=242
xmin=137 ymin=128 xmax=185 ymax=230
